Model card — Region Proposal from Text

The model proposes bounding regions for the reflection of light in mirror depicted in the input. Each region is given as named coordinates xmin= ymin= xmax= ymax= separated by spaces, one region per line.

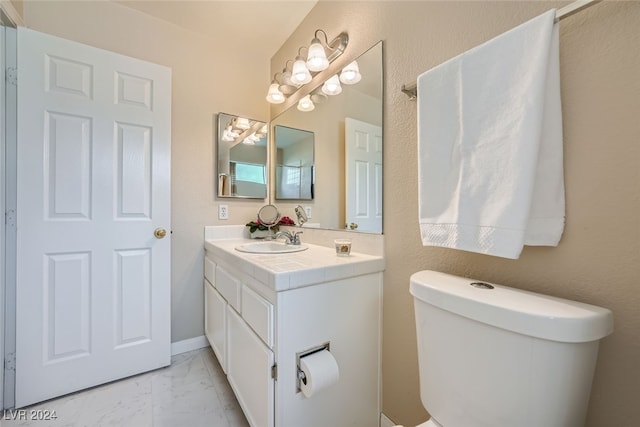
xmin=297 ymin=95 xmax=315 ymax=112
xmin=322 ymin=74 xmax=342 ymax=95
xmin=340 ymin=61 xmax=362 ymax=84
xmin=236 ymin=117 xmax=250 ymax=129
xmin=222 ymin=125 xmax=239 ymax=142
xmin=243 ymin=132 xmax=263 ymax=145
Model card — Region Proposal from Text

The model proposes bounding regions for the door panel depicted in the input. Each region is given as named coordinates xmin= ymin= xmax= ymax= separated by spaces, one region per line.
xmin=15 ymin=27 xmax=171 ymax=407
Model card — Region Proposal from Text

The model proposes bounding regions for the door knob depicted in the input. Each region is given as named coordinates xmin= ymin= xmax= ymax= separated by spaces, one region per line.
xmin=154 ymin=228 xmax=167 ymax=239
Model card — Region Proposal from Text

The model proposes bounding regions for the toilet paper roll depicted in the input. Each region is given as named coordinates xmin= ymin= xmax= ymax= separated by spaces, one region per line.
xmin=299 ymin=349 xmax=340 ymax=398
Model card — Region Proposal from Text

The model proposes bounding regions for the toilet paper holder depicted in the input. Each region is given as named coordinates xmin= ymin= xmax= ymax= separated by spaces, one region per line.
xmin=296 ymin=342 xmax=331 ymax=393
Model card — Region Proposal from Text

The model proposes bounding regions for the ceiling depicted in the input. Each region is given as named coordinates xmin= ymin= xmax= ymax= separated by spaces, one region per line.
xmin=114 ymin=1 xmax=318 ymax=64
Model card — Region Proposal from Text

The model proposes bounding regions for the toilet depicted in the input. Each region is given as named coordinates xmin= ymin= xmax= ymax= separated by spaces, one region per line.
xmin=407 ymin=270 xmax=613 ymax=427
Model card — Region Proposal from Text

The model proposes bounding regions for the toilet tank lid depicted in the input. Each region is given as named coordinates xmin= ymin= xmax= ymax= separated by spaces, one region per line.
xmin=410 ymin=270 xmax=613 ymax=343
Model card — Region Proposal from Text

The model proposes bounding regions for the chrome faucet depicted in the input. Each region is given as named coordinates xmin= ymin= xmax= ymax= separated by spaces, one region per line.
xmin=274 ymin=230 xmax=303 ymax=245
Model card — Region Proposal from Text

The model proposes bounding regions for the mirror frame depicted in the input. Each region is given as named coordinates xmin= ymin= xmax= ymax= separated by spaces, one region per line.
xmin=216 ymin=112 xmax=269 ymax=199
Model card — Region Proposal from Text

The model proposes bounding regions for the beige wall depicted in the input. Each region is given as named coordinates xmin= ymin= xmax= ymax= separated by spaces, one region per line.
xmin=10 ymin=0 xmax=22 ymax=19
xmin=274 ymin=1 xmax=640 ymax=426
xmin=22 ymin=0 xmax=271 ymax=343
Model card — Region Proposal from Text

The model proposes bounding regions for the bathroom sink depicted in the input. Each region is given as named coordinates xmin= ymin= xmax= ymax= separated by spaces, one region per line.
xmin=235 ymin=242 xmax=309 ymax=254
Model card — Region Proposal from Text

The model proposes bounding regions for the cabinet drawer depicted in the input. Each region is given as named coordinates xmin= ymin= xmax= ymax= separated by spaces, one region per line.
xmin=242 ymin=286 xmax=274 ymax=348
xmin=215 ymin=266 xmax=241 ymax=311
xmin=204 ymin=257 xmax=216 ymax=285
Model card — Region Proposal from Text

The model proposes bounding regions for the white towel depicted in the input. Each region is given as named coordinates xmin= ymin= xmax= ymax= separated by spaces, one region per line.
xmin=417 ymin=9 xmax=564 ymax=259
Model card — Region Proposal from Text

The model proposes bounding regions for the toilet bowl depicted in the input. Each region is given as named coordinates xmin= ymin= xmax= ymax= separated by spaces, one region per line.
xmin=407 ymin=270 xmax=613 ymax=427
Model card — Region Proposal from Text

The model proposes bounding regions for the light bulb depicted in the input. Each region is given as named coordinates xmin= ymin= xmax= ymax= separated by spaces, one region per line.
xmin=297 ymin=95 xmax=315 ymax=112
xmin=340 ymin=61 xmax=362 ymax=84
xmin=322 ymin=74 xmax=342 ymax=95
xmin=306 ymin=38 xmax=329 ymax=72
xmin=291 ymin=56 xmax=312 ymax=85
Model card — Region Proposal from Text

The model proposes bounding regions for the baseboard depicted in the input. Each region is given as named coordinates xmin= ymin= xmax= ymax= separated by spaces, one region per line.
xmin=380 ymin=413 xmax=397 ymax=427
xmin=171 ymin=335 xmax=209 ymax=356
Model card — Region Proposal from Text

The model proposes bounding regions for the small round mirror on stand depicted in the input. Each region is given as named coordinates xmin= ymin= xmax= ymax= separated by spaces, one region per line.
xmin=257 ymin=204 xmax=281 ymax=235
xmin=295 ymin=205 xmax=308 ymax=226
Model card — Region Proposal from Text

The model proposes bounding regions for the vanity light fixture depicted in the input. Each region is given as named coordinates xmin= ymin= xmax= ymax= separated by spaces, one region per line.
xmin=297 ymin=95 xmax=315 ymax=112
xmin=266 ymin=29 xmax=350 ymax=105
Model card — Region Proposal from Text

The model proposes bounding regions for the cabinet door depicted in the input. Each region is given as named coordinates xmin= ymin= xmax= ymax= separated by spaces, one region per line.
xmin=227 ymin=307 xmax=274 ymax=427
xmin=204 ymin=279 xmax=227 ymax=372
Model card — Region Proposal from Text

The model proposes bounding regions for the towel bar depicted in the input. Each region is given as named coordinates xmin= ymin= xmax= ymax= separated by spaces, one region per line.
xmin=400 ymin=0 xmax=601 ymax=101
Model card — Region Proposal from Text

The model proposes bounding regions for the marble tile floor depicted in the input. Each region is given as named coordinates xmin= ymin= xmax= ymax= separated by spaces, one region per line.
xmin=1 ymin=347 xmax=249 ymax=427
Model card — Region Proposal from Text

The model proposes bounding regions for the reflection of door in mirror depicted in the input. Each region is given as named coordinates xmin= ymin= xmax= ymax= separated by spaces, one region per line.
xmin=217 ymin=112 xmax=268 ymax=199
xmin=345 ymin=118 xmax=383 ymax=233
xmin=274 ymin=125 xmax=314 ymax=200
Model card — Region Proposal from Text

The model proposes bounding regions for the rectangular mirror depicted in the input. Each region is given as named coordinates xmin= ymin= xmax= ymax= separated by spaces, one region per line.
xmin=270 ymin=41 xmax=383 ymax=233
xmin=217 ymin=112 xmax=268 ymax=199
xmin=274 ymin=125 xmax=314 ymax=200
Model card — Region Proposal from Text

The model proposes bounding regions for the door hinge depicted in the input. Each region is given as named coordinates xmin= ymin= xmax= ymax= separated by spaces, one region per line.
xmin=6 ymin=67 xmax=17 ymax=86
xmin=271 ymin=364 xmax=277 ymax=380
xmin=5 ymin=209 xmax=16 ymax=228
xmin=4 ymin=352 xmax=16 ymax=372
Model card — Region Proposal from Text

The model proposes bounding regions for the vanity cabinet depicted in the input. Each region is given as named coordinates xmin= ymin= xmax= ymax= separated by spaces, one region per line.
xmin=204 ymin=262 xmax=275 ymax=427
xmin=204 ymin=236 xmax=383 ymax=427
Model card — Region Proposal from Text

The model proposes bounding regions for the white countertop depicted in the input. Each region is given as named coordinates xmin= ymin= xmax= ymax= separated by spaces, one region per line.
xmin=205 ymin=238 xmax=385 ymax=292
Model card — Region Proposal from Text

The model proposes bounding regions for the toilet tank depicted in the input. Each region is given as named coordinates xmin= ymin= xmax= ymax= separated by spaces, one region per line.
xmin=410 ymin=270 xmax=613 ymax=427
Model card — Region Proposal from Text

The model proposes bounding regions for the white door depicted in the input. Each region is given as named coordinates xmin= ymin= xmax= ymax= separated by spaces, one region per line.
xmin=345 ymin=118 xmax=382 ymax=233
xmin=15 ymin=28 xmax=171 ymax=407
